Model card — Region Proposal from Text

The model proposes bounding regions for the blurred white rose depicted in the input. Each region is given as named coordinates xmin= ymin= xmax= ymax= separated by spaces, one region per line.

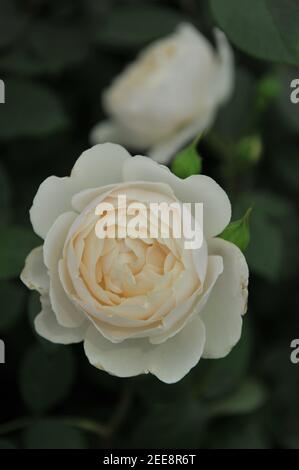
xmin=90 ymin=24 xmax=234 ymax=164
xmin=21 ymin=143 xmax=248 ymax=384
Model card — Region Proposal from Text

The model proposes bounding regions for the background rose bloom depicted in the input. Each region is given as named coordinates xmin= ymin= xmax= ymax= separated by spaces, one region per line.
xmin=21 ymin=143 xmax=248 ymax=384
xmin=90 ymin=24 xmax=234 ymax=163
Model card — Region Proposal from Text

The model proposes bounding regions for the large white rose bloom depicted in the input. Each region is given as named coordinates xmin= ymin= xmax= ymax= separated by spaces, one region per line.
xmin=21 ymin=144 xmax=248 ymax=384
xmin=90 ymin=24 xmax=234 ymax=164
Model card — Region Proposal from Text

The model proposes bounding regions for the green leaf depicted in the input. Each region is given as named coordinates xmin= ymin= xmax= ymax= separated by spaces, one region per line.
xmin=19 ymin=344 xmax=76 ymax=412
xmin=205 ymin=418 xmax=269 ymax=449
xmin=273 ymin=148 xmax=299 ymax=192
xmin=128 ymin=400 xmax=207 ymax=449
xmin=171 ymin=139 xmax=202 ymax=178
xmin=210 ymin=0 xmax=299 ymax=65
xmin=219 ymin=208 xmax=252 ymax=252
xmin=0 ymin=439 xmax=16 ymax=449
xmin=0 ymin=226 xmax=40 ymax=280
xmin=194 ymin=321 xmax=251 ymax=400
xmin=95 ymin=5 xmax=183 ymax=49
xmin=0 ymin=22 xmax=90 ymax=76
xmin=261 ymin=347 xmax=299 ymax=449
xmin=0 ymin=281 xmax=25 ymax=332
xmin=0 ymin=0 xmax=29 ymax=48
xmin=208 ymin=379 xmax=267 ymax=416
xmin=250 ymin=217 xmax=283 ymax=281
xmin=213 ymin=68 xmax=256 ymax=140
xmin=0 ymin=79 xmax=69 ymax=139
xmin=271 ymin=393 xmax=299 ymax=449
xmin=24 ymin=420 xmax=87 ymax=449
xmin=264 ymin=0 xmax=299 ymax=63
xmin=234 ymin=191 xmax=292 ymax=281
xmin=0 ymin=163 xmax=11 ymax=226
xmin=133 ymin=373 xmax=192 ymax=406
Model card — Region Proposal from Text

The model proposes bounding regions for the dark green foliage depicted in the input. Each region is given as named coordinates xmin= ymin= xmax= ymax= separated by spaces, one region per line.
xmin=0 ymin=0 xmax=298 ymax=450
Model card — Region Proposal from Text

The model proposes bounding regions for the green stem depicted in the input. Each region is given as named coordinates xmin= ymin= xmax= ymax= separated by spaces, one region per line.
xmin=0 ymin=387 xmax=131 ymax=439
xmin=0 ymin=416 xmax=109 ymax=438
xmin=107 ymin=385 xmax=131 ymax=434
xmin=0 ymin=418 xmax=33 ymax=435
xmin=61 ymin=417 xmax=109 ymax=438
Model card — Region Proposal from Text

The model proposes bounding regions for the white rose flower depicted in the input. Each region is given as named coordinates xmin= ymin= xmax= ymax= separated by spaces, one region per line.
xmin=90 ymin=23 xmax=234 ymax=164
xmin=21 ymin=143 xmax=248 ymax=384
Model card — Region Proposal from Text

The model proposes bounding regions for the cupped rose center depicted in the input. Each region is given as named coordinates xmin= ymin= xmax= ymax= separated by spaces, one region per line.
xmin=58 ymin=185 xmax=205 ymax=333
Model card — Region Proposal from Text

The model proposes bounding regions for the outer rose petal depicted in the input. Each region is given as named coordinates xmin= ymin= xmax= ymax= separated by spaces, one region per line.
xmin=30 ymin=144 xmax=130 ymax=239
xmin=30 ymin=176 xmax=77 ymax=240
xmin=35 ymin=295 xmax=87 ymax=344
xmin=123 ymin=155 xmax=231 ymax=237
xmin=200 ymin=238 xmax=249 ymax=359
xmin=49 ymin=272 xmax=85 ymax=328
xmin=21 ymin=246 xmax=49 ymax=294
xmin=214 ymin=28 xmax=234 ymax=105
xmin=42 ymin=211 xmax=85 ymax=328
xmin=150 ymin=316 xmax=205 ymax=383
xmin=90 ymin=120 xmax=136 ymax=148
xmin=71 ymin=143 xmax=130 ymax=188
xmin=43 ymin=211 xmax=77 ymax=271
xmin=84 ymin=316 xmax=205 ymax=384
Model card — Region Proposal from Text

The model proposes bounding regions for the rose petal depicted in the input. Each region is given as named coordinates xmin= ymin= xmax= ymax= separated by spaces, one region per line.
xmin=21 ymin=246 xmax=49 ymax=294
xmin=90 ymin=120 xmax=121 ymax=145
xmin=30 ymin=144 xmax=131 ymax=239
xmin=35 ymin=295 xmax=87 ymax=344
xmin=71 ymin=143 xmax=130 ymax=189
xmin=123 ymin=155 xmax=231 ymax=237
xmin=150 ymin=254 xmax=223 ymax=344
xmin=49 ymin=272 xmax=86 ymax=328
xmin=84 ymin=323 xmax=149 ymax=376
xmin=149 ymin=315 xmax=206 ymax=383
xmin=90 ymin=120 xmax=135 ymax=147
xmin=84 ymin=315 xmax=205 ymax=383
xmin=149 ymin=113 xmax=213 ymax=164
xmin=214 ymin=28 xmax=234 ymax=105
xmin=43 ymin=211 xmax=77 ymax=271
xmin=30 ymin=176 xmax=78 ymax=239
xmin=200 ymin=238 xmax=249 ymax=359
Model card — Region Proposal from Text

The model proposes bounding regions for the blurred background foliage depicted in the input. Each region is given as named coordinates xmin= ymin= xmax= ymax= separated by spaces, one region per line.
xmin=0 ymin=0 xmax=299 ymax=450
